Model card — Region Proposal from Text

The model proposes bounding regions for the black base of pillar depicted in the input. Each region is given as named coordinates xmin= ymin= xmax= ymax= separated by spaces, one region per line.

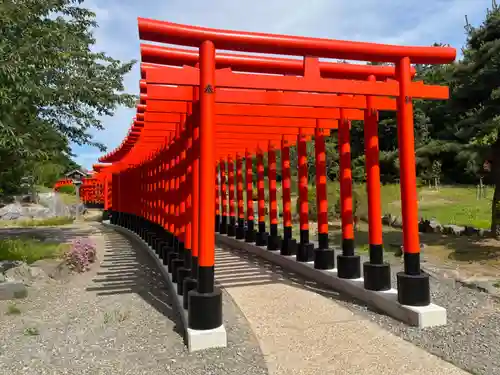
xmin=280 ymin=238 xmax=297 ymax=256
xmin=220 ymin=216 xmax=228 ymax=234
xmin=314 ymin=248 xmax=335 ymax=269
xmin=215 ymin=215 xmax=220 ymax=233
xmin=363 ymin=262 xmax=391 ymax=291
xmin=337 ymin=255 xmax=361 ymax=279
xmin=244 ymin=229 xmax=256 ymax=243
xmin=147 ymin=233 xmax=156 ymax=247
xmin=396 ymin=271 xmax=430 ymax=306
xmin=162 ymin=245 xmax=169 ymax=265
xmin=267 ymin=234 xmax=282 ymax=251
xmin=153 ymin=237 xmax=160 ymax=252
xmin=183 ymin=277 xmax=198 ymax=310
xmin=188 ymin=288 xmax=223 ymax=330
xmin=177 ymin=267 xmax=191 ymax=295
xmin=171 ymin=259 xmax=184 ymax=283
xmin=255 ymin=231 xmax=268 ymax=246
xmin=227 ymin=218 xmax=236 ymax=237
xmin=296 ymin=242 xmax=314 ymax=262
xmin=167 ymin=252 xmax=179 ymax=273
xmin=235 ymin=226 xmax=245 ymax=239
xmin=155 ymin=240 xmax=165 ymax=256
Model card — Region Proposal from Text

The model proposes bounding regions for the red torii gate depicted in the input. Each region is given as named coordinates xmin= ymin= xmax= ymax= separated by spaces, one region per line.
xmin=96 ymin=18 xmax=455 ymax=349
xmin=139 ymin=46 xmax=449 ymax=282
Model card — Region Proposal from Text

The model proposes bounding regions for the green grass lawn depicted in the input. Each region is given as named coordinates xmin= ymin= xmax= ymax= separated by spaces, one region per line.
xmin=0 ymin=237 xmax=69 ymax=264
xmin=360 ymin=183 xmax=492 ymax=229
xmin=239 ymin=178 xmax=492 ymax=229
xmin=0 ymin=216 xmax=74 ymax=228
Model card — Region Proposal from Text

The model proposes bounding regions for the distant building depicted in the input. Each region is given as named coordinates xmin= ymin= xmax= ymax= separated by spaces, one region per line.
xmin=65 ymin=169 xmax=89 ymax=181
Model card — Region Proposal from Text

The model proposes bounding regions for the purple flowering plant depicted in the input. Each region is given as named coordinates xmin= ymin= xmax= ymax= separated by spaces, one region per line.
xmin=64 ymin=237 xmax=97 ymax=272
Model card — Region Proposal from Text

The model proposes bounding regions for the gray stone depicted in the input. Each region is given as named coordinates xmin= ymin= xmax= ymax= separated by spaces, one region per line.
xmin=4 ymin=263 xmax=49 ymax=285
xmin=31 ymin=259 xmax=71 ymax=280
xmin=443 ymin=224 xmax=465 ymax=236
xmin=0 ymin=260 xmax=23 ymax=273
xmin=419 ymin=218 xmax=443 ymax=234
xmin=463 ymin=226 xmax=479 ymax=236
xmin=478 ymin=228 xmax=488 ymax=237
xmin=391 ymin=216 xmax=403 ymax=228
xmin=0 ymin=281 xmax=28 ymax=300
xmin=382 ymin=214 xmax=393 ymax=226
xmin=428 ymin=219 xmax=443 ymax=233
xmin=0 ymin=273 xmax=5 ymax=283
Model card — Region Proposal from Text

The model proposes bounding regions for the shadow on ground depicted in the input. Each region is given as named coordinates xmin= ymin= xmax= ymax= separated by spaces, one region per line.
xmin=214 ymin=244 xmax=390 ymax=316
xmin=85 ymin=229 xmax=183 ymax=336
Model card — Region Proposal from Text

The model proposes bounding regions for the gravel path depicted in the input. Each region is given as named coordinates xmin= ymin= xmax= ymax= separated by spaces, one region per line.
xmin=218 ymin=241 xmax=498 ymax=375
xmin=367 ymin=262 xmax=500 ymax=375
xmin=215 ymin=246 xmax=469 ymax=375
xmin=0 ymin=224 xmax=268 ymax=375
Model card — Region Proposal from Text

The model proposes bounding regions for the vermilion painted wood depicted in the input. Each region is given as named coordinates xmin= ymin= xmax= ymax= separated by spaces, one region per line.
xmin=99 ymin=18 xmax=456 ymax=291
xmin=137 ymin=18 xmax=456 ymax=64
xmin=139 ymin=45 xmax=417 ymax=80
xmin=143 ymin=64 xmax=449 ymax=99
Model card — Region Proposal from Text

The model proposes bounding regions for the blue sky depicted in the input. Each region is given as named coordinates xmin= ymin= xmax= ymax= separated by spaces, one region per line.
xmin=72 ymin=0 xmax=493 ymax=169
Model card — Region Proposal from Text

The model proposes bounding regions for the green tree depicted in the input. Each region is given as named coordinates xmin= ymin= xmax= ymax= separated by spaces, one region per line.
xmin=0 ymin=0 xmax=136 ymax=194
xmin=450 ymin=3 xmax=500 ymax=236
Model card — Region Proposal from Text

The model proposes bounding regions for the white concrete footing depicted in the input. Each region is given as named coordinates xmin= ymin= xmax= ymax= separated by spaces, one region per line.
xmin=103 ymin=221 xmax=227 ymax=352
xmin=216 ymin=233 xmax=446 ymax=328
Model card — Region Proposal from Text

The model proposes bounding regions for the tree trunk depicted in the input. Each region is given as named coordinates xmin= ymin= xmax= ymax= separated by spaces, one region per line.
xmin=490 ymin=139 xmax=500 ymax=238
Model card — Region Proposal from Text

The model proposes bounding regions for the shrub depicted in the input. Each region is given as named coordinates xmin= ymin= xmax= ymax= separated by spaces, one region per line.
xmin=334 ymin=189 xmax=365 ymax=218
xmin=57 ymin=185 xmax=76 ymax=195
xmin=0 ymin=238 xmax=68 ymax=264
xmin=294 ymin=187 xmax=338 ymax=221
xmin=64 ymin=237 xmax=97 ymax=272
xmin=18 ymin=216 xmax=74 ymax=227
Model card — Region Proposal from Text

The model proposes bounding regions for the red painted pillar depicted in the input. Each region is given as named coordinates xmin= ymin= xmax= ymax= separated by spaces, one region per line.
xmin=183 ymin=105 xmax=200 ymax=310
xmin=267 ymin=141 xmax=281 ymax=250
xmin=184 ymin=119 xmax=193 ymax=262
xmin=174 ymin=125 xmax=181 ymax=246
xmin=167 ymin=131 xmax=183 ymax=277
xmin=244 ymin=148 xmax=256 ymax=243
xmin=280 ymin=136 xmax=297 ymax=255
xmin=235 ymin=153 xmax=246 ymax=239
xmin=179 ymin=123 xmax=187 ymax=247
xmin=363 ymin=75 xmax=391 ymax=291
xmin=215 ymin=162 xmax=221 ymax=233
xmin=164 ymin=139 xmax=172 ymax=237
xmin=176 ymin=117 xmax=194 ymax=296
xmin=396 ymin=57 xmax=430 ymax=306
xmin=314 ymin=122 xmax=335 ymax=269
xmin=227 ymin=154 xmax=236 ymax=237
xmin=168 ymin=137 xmax=176 ymax=240
xmin=255 ymin=147 xmax=268 ymax=246
xmin=297 ymin=130 xmax=314 ymax=262
xmin=219 ymin=158 xmax=228 ymax=234
xmin=337 ymin=110 xmax=361 ymax=279
xmin=188 ymin=40 xmax=222 ymax=331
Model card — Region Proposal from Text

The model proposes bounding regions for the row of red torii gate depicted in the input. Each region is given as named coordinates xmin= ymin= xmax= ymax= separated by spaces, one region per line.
xmin=54 ymin=17 xmax=456 ymax=350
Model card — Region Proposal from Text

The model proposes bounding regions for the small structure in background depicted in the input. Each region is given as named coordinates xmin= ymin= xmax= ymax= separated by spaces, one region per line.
xmin=65 ymin=169 xmax=89 ymax=181
xmin=64 ymin=169 xmax=88 ymax=221
xmin=20 ymin=175 xmax=37 ymax=204
xmin=477 ymin=160 xmax=491 ymax=200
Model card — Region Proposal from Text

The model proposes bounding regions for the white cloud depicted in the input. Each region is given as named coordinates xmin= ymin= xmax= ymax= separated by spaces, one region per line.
xmin=74 ymin=0 xmax=493 ymax=169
